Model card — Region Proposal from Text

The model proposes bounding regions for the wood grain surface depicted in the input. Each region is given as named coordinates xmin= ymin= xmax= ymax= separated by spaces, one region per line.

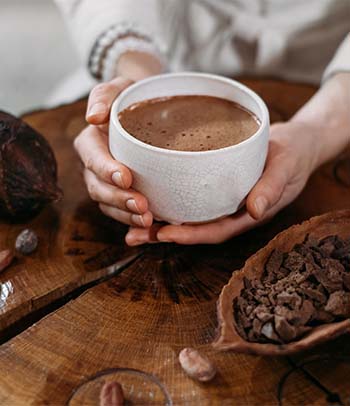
xmin=0 ymin=79 xmax=349 ymax=405
xmin=0 ymin=100 xmax=142 ymax=333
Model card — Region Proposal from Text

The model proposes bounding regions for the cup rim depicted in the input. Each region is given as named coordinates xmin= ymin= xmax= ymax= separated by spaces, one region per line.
xmin=110 ymin=72 xmax=269 ymax=156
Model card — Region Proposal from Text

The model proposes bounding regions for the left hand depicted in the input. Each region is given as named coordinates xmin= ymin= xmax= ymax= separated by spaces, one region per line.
xmin=125 ymin=121 xmax=320 ymax=245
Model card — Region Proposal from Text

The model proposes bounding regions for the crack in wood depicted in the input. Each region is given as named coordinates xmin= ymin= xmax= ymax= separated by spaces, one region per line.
xmin=106 ymin=243 xmax=237 ymax=305
xmin=277 ymin=355 xmax=350 ymax=405
xmin=0 ymin=253 xmax=141 ymax=345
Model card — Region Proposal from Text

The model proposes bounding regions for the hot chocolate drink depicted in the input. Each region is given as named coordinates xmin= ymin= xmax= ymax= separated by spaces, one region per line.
xmin=118 ymin=95 xmax=260 ymax=152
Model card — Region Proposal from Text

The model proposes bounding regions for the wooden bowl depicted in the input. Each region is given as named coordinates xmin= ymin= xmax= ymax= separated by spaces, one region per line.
xmin=213 ymin=210 xmax=350 ymax=356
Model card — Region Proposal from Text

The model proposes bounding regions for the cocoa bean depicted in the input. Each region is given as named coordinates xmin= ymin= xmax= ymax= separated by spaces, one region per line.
xmin=0 ymin=249 xmax=14 ymax=272
xmin=15 ymin=229 xmax=38 ymax=255
xmin=179 ymin=348 xmax=216 ymax=382
xmin=99 ymin=381 xmax=124 ymax=406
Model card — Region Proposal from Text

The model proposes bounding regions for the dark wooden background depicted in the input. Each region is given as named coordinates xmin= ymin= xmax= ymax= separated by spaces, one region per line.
xmin=0 ymin=79 xmax=349 ymax=405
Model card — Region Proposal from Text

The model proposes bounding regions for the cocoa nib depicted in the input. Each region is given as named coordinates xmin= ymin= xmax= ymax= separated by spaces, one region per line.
xmin=265 ymin=249 xmax=284 ymax=277
xmin=301 ymin=285 xmax=327 ymax=304
xmin=276 ymin=292 xmax=302 ymax=308
xmin=0 ymin=111 xmax=62 ymax=219
xmin=234 ymin=233 xmax=350 ymax=344
xmin=261 ymin=321 xmax=281 ymax=343
xmin=325 ymin=291 xmax=350 ymax=318
xmin=274 ymin=316 xmax=311 ymax=343
xmin=344 ymin=274 xmax=350 ymax=291
xmin=284 ymin=251 xmax=305 ymax=273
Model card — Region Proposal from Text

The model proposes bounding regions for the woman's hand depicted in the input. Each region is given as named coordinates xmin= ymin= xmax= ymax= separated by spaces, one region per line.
xmin=125 ymin=121 xmax=319 ymax=245
xmin=76 ymin=70 xmax=348 ymax=246
xmin=74 ymin=77 xmax=154 ymax=228
xmin=74 ymin=50 xmax=162 ymax=229
xmin=126 ymin=72 xmax=350 ymax=246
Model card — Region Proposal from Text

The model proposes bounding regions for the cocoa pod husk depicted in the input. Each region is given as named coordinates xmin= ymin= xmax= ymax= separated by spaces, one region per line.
xmin=214 ymin=210 xmax=350 ymax=355
xmin=0 ymin=111 xmax=62 ymax=220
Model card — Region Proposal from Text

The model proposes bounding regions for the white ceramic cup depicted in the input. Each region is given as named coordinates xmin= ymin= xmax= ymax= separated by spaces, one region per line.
xmin=110 ymin=72 xmax=269 ymax=224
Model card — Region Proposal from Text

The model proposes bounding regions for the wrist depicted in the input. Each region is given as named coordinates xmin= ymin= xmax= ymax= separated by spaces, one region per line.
xmin=287 ymin=119 xmax=327 ymax=172
xmin=89 ymin=23 xmax=166 ymax=82
xmin=290 ymin=72 xmax=350 ymax=170
xmin=117 ymin=51 xmax=163 ymax=82
xmin=289 ymin=117 xmax=348 ymax=172
xmin=274 ymin=121 xmax=323 ymax=175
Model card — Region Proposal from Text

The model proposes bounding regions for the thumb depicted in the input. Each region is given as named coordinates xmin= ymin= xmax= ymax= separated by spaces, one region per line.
xmin=86 ymin=77 xmax=133 ymax=125
xmin=246 ymin=154 xmax=290 ymax=220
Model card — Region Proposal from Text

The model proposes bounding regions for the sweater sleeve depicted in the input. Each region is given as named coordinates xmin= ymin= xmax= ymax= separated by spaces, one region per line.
xmin=54 ymin=0 xmax=167 ymax=80
xmin=322 ymin=33 xmax=350 ymax=83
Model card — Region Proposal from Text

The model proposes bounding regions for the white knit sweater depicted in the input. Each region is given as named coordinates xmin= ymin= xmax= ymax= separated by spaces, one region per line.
xmin=55 ymin=0 xmax=350 ymax=84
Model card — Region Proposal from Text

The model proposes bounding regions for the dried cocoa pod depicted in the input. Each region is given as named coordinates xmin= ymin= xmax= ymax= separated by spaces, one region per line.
xmin=99 ymin=381 xmax=124 ymax=406
xmin=179 ymin=348 xmax=216 ymax=382
xmin=0 ymin=249 xmax=14 ymax=272
xmin=0 ymin=111 xmax=62 ymax=219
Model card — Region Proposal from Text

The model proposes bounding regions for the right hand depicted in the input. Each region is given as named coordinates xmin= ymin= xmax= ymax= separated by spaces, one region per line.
xmin=74 ymin=77 xmax=154 ymax=230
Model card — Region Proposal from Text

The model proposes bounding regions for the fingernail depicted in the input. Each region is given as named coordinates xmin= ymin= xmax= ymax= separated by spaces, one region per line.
xmin=156 ymin=231 xmax=172 ymax=243
xmin=126 ymin=230 xmax=150 ymax=246
xmin=112 ymin=171 xmax=125 ymax=188
xmin=87 ymin=102 xmax=108 ymax=118
xmin=132 ymin=241 xmax=145 ymax=246
xmin=131 ymin=214 xmax=145 ymax=227
xmin=126 ymin=233 xmax=145 ymax=246
xmin=254 ymin=197 xmax=268 ymax=218
xmin=126 ymin=199 xmax=140 ymax=213
xmin=127 ymin=238 xmax=145 ymax=246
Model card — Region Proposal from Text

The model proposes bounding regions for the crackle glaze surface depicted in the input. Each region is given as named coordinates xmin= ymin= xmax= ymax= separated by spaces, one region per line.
xmin=110 ymin=73 xmax=269 ymax=224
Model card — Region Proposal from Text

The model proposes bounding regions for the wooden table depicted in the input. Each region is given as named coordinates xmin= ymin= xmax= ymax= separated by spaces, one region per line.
xmin=0 ymin=79 xmax=349 ymax=405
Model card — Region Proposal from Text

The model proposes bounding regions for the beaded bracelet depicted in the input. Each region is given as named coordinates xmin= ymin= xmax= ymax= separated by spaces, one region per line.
xmin=88 ymin=22 xmax=166 ymax=80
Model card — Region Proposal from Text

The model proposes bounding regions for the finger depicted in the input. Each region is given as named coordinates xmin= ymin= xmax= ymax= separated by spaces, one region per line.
xmin=246 ymin=145 xmax=290 ymax=220
xmin=86 ymin=77 xmax=133 ymax=124
xmin=84 ymin=169 xmax=148 ymax=213
xmin=99 ymin=203 xmax=153 ymax=227
xmin=156 ymin=211 xmax=259 ymax=245
xmin=125 ymin=224 xmax=163 ymax=246
xmin=74 ymin=125 xmax=133 ymax=189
